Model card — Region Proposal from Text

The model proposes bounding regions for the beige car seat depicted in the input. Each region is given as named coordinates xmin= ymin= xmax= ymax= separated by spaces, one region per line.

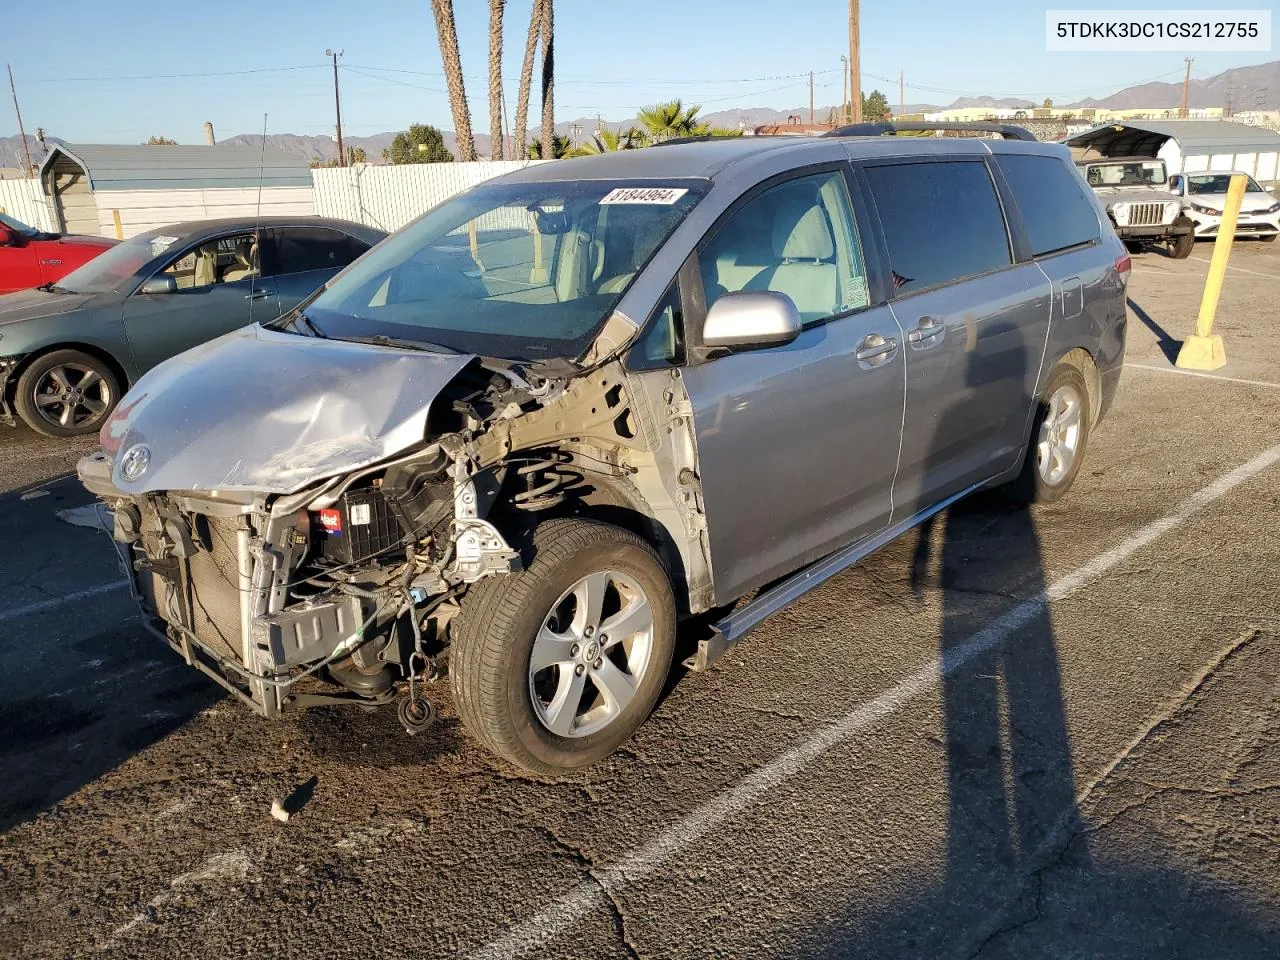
xmin=221 ymin=238 xmax=259 ymax=282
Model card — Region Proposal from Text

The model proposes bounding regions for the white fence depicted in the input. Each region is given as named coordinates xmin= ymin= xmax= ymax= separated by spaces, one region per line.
xmin=0 ymin=178 xmax=55 ymax=232
xmin=0 ymin=160 xmax=550 ymax=240
xmin=311 ymin=160 xmax=551 ymax=232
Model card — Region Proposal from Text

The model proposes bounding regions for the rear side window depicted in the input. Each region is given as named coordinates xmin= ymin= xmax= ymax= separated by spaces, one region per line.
xmin=995 ymin=155 xmax=1100 ymax=257
xmin=273 ymin=227 xmax=369 ymax=275
xmin=864 ymin=161 xmax=1011 ymax=295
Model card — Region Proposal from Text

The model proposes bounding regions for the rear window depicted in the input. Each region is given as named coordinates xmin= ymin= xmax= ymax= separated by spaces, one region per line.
xmin=996 ymin=155 xmax=1100 ymax=257
xmin=864 ymin=160 xmax=1011 ymax=295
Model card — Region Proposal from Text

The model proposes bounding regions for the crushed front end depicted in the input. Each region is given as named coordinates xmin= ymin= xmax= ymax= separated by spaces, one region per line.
xmin=78 ymin=440 xmax=518 ymax=719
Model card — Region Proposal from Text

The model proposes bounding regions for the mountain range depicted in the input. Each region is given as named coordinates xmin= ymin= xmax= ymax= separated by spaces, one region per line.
xmin=2 ymin=60 xmax=1276 ymax=170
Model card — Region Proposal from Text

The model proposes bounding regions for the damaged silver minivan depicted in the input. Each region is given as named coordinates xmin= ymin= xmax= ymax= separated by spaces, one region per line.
xmin=79 ymin=134 xmax=1128 ymax=773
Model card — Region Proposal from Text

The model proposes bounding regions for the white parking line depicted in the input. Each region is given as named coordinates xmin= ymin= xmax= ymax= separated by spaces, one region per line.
xmin=1123 ymin=362 xmax=1280 ymax=389
xmin=0 ymin=580 xmax=127 ymax=623
xmin=469 ymin=440 xmax=1280 ymax=960
xmin=1189 ymin=256 xmax=1280 ymax=280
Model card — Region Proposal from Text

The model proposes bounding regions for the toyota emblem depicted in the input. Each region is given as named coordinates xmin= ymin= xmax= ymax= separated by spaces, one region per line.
xmin=119 ymin=444 xmax=152 ymax=482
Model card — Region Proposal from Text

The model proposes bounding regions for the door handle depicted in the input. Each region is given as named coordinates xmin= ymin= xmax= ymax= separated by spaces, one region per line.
xmin=907 ymin=316 xmax=945 ymax=346
xmin=855 ymin=332 xmax=899 ymax=366
xmin=244 ymin=288 xmax=272 ymax=301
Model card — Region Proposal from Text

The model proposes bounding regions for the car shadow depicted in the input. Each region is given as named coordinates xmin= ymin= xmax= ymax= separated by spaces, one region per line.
xmin=775 ymin=305 xmax=1277 ymax=958
xmin=1126 ymin=296 xmax=1181 ymax=363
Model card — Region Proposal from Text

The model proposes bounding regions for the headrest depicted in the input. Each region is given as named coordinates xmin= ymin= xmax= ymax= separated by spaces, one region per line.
xmin=772 ymin=197 xmax=834 ymax=261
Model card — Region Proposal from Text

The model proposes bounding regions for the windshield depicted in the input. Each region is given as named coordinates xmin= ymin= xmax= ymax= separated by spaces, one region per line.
xmin=1085 ymin=160 xmax=1167 ymax=187
xmin=1188 ymin=174 xmax=1265 ymax=195
xmin=0 ymin=212 xmax=39 ymax=237
xmin=52 ymin=232 xmax=179 ymax=295
xmin=305 ymin=178 xmax=706 ymax=361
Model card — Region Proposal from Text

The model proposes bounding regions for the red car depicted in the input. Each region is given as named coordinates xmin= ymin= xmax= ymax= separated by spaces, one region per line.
xmin=0 ymin=213 xmax=117 ymax=294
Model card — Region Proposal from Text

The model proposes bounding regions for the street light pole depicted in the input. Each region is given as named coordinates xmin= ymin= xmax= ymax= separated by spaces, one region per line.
xmin=326 ymin=48 xmax=346 ymax=166
xmin=849 ymin=0 xmax=862 ymax=123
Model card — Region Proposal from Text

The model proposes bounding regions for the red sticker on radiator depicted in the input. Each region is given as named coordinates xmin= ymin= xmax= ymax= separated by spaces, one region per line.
xmin=318 ymin=509 xmax=343 ymax=535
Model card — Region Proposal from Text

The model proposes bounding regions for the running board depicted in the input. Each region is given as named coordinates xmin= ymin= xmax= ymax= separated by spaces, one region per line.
xmin=684 ymin=481 xmax=986 ymax=672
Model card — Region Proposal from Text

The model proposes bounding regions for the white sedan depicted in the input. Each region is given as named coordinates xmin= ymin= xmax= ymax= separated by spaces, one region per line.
xmin=1169 ymin=172 xmax=1280 ymax=242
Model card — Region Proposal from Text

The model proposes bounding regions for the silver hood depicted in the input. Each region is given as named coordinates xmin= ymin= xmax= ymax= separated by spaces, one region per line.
xmin=101 ymin=324 xmax=476 ymax=495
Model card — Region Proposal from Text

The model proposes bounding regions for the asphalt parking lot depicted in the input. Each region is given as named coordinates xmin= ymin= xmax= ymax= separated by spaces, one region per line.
xmin=2 ymin=239 xmax=1279 ymax=959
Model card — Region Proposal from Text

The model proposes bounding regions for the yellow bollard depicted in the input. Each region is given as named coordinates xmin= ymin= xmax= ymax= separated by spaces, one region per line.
xmin=1176 ymin=173 xmax=1246 ymax=371
xmin=111 ymin=209 xmax=124 ymax=240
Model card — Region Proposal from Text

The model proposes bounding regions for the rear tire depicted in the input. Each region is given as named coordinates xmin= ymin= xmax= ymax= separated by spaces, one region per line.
xmin=1001 ymin=364 xmax=1091 ymax=505
xmin=1260 ymin=234 xmax=1277 ymax=243
xmin=1169 ymin=233 xmax=1195 ymax=259
xmin=451 ymin=518 xmax=677 ymax=775
xmin=13 ymin=349 xmax=120 ymax=438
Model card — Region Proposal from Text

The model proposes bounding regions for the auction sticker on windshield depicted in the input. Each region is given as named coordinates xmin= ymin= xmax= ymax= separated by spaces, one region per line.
xmin=600 ymin=187 xmax=689 ymax=205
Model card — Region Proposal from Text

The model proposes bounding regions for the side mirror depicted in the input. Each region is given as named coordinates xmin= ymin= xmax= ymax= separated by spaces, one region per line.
xmin=138 ymin=275 xmax=177 ymax=296
xmin=702 ymin=291 xmax=802 ymax=351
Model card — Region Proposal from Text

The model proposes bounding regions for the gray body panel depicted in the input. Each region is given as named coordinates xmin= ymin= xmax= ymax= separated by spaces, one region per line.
xmin=102 ymin=324 xmax=475 ymax=495
xmin=888 ymin=264 xmax=1053 ymax=514
xmin=683 ymin=305 xmax=905 ymax=604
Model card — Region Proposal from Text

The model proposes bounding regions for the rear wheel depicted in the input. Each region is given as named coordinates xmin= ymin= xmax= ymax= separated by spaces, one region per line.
xmin=13 ymin=349 xmax=120 ymax=438
xmin=451 ymin=518 xmax=677 ymax=774
xmin=1002 ymin=364 xmax=1091 ymax=505
xmin=1260 ymin=234 xmax=1276 ymax=243
xmin=1169 ymin=232 xmax=1195 ymax=259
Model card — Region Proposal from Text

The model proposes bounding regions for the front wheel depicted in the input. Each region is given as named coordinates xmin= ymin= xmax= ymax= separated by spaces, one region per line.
xmin=13 ymin=349 xmax=120 ymax=438
xmin=1001 ymin=364 xmax=1091 ymax=505
xmin=1169 ymin=232 xmax=1195 ymax=259
xmin=451 ymin=518 xmax=677 ymax=774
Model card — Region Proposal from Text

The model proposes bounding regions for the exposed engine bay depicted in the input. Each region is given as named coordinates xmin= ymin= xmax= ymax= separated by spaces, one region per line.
xmin=78 ymin=349 xmax=711 ymax=731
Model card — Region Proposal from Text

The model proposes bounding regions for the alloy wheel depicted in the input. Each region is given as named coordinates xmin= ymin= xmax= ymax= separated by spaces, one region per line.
xmin=1036 ymin=383 xmax=1083 ymax=486
xmin=31 ymin=363 xmax=113 ymax=432
xmin=528 ymin=569 xmax=655 ymax=739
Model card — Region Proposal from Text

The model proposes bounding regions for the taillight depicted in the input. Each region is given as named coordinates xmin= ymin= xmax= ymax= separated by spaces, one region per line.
xmin=1115 ymin=253 xmax=1131 ymax=276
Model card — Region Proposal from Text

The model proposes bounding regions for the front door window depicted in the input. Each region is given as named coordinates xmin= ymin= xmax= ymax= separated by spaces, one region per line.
xmin=161 ymin=233 xmax=259 ymax=289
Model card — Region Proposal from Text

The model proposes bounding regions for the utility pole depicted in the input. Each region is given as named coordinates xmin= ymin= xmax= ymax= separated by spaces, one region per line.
xmin=841 ymin=55 xmax=849 ymax=123
xmin=325 ymin=48 xmax=346 ymax=166
xmin=1180 ymin=57 xmax=1193 ymax=119
xmin=7 ymin=64 xmax=34 ymax=176
xmin=899 ymin=69 xmax=904 ymax=118
xmin=809 ymin=71 xmax=814 ymax=124
xmin=849 ymin=0 xmax=862 ymax=123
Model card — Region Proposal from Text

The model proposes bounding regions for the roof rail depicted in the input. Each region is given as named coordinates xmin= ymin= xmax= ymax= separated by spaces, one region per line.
xmin=823 ymin=121 xmax=1038 ymax=142
xmin=649 ymin=135 xmax=746 ymax=147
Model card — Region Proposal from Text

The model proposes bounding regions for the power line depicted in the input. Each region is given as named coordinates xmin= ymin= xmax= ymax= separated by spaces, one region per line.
xmin=345 ymin=63 xmax=841 ymax=86
xmin=344 ymin=66 xmax=446 ymax=94
xmin=23 ymin=64 xmax=326 ymax=83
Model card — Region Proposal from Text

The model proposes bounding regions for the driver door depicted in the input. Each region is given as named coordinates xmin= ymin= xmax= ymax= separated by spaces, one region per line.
xmin=122 ymin=230 xmax=276 ymax=372
xmin=679 ymin=167 xmax=906 ymax=604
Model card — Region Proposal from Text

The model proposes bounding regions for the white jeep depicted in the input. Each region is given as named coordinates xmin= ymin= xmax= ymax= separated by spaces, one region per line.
xmin=1077 ymin=156 xmax=1196 ymax=259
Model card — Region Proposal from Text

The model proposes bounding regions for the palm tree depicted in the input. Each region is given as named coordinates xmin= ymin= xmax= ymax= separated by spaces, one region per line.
xmin=430 ymin=0 xmax=476 ymax=161
xmin=637 ymin=100 xmax=710 ymax=142
xmin=487 ymin=0 xmax=505 ymax=159
xmin=567 ymin=127 xmax=646 ymax=156
xmin=527 ymin=134 xmax=571 ymax=159
xmin=513 ymin=0 xmax=542 ymax=160
xmin=539 ymin=0 xmax=555 ymax=159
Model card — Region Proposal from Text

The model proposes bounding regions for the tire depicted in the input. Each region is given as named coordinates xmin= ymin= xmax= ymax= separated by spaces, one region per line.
xmin=1260 ymin=234 xmax=1276 ymax=243
xmin=1169 ymin=232 xmax=1195 ymax=259
xmin=1001 ymin=364 xmax=1091 ymax=505
xmin=13 ymin=349 xmax=121 ymax=438
xmin=451 ymin=517 xmax=677 ymax=774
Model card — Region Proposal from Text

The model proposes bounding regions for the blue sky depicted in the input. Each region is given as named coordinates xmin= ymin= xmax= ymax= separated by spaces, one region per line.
xmin=2 ymin=0 xmax=1275 ymax=143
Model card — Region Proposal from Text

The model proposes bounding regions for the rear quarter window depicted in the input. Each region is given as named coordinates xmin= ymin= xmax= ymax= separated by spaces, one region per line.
xmin=995 ymin=154 xmax=1101 ymax=257
xmin=863 ymin=160 xmax=1011 ymax=295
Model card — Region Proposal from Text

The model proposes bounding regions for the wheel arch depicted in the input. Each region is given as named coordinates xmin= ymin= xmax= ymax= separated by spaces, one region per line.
xmin=1053 ymin=346 xmax=1102 ymax=426
xmin=5 ymin=341 xmax=131 ymax=406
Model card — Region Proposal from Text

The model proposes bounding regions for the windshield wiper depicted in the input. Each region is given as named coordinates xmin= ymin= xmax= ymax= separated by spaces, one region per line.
xmin=36 ymin=282 xmax=71 ymax=294
xmin=338 ymin=334 xmax=462 ymax=356
xmin=297 ymin=312 xmax=327 ymax=338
